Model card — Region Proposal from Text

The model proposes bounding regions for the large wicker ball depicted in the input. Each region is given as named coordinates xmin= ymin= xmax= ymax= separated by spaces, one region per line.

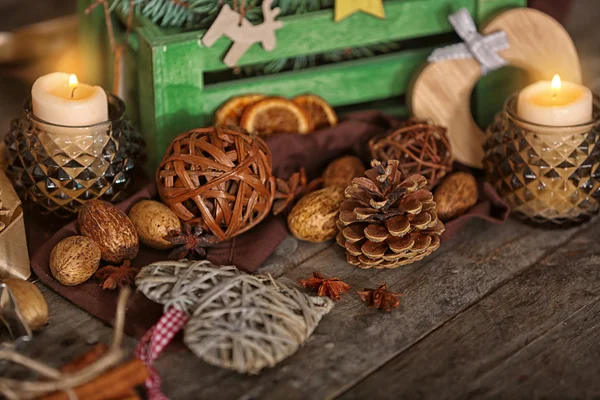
xmin=369 ymin=121 xmax=453 ymax=188
xmin=156 ymin=126 xmax=275 ymax=242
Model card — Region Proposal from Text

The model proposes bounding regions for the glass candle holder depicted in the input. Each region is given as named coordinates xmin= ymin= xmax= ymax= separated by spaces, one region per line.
xmin=483 ymin=94 xmax=600 ymax=225
xmin=4 ymin=94 xmax=144 ymax=217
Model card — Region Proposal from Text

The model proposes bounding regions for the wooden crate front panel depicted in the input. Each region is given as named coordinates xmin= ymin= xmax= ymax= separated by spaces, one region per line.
xmin=79 ymin=0 xmax=527 ymax=171
xmin=202 ymin=49 xmax=431 ymax=119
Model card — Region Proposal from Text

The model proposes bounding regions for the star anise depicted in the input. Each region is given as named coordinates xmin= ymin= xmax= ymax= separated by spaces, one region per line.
xmin=273 ymin=168 xmax=307 ymax=215
xmin=299 ymin=271 xmax=352 ymax=301
xmin=94 ymin=260 xmax=137 ymax=290
xmin=164 ymin=223 xmax=219 ymax=260
xmin=357 ymin=283 xmax=402 ymax=312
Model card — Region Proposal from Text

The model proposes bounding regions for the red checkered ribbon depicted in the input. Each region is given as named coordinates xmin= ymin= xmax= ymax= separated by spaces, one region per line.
xmin=135 ymin=308 xmax=189 ymax=400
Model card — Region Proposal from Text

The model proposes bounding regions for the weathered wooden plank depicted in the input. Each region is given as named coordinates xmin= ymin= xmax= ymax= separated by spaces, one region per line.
xmin=1 ymin=218 xmax=589 ymax=400
xmin=469 ymin=298 xmax=600 ymax=399
xmin=136 ymin=30 xmax=160 ymax=175
xmin=260 ymin=236 xmax=333 ymax=278
xmin=339 ymin=220 xmax=600 ymax=399
xmin=156 ymin=218 xmax=587 ymax=400
xmin=148 ymin=38 xmax=206 ymax=173
xmin=202 ymin=49 xmax=431 ymax=118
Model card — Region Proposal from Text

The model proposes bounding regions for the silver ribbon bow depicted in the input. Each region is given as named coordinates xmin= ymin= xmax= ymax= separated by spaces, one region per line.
xmin=428 ymin=8 xmax=509 ymax=75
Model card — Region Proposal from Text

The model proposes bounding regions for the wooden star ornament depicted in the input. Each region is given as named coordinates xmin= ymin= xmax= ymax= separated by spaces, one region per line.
xmin=335 ymin=0 xmax=385 ymax=22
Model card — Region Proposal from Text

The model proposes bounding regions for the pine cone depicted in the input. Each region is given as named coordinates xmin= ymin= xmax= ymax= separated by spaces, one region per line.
xmin=336 ymin=160 xmax=445 ymax=269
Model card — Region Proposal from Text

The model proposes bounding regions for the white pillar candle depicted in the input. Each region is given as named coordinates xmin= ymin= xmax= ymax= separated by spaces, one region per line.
xmin=32 ymin=72 xmax=108 ymax=126
xmin=517 ymin=75 xmax=593 ymax=126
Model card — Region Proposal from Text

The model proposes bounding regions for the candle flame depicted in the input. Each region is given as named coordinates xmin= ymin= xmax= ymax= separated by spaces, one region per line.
xmin=68 ymin=74 xmax=78 ymax=87
xmin=551 ymin=74 xmax=562 ymax=90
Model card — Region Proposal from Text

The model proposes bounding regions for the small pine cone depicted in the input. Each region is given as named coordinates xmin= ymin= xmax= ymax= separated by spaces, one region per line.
xmin=336 ymin=159 xmax=445 ymax=269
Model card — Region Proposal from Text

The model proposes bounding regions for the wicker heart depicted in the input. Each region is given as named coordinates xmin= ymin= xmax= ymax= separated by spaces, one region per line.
xmin=136 ymin=260 xmax=241 ymax=314
xmin=136 ymin=260 xmax=333 ymax=374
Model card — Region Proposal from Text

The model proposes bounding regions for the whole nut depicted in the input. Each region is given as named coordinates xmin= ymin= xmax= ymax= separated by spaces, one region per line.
xmin=288 ymin=186 xmax=346 ymax=243
xmin=79 ymin=200 xmax=139 ymax=264
xmin=2 ymin=279 xmax=49 ymax=331
xmin=434 ymin=172 xmax=478 ymax=221
xmin=322 ymin=156 xmax=366 ymax=188
xmin=128 ymin=200 xmax=181 ymax=250
xmin=50 ymin=236 xmax=101 ymax=286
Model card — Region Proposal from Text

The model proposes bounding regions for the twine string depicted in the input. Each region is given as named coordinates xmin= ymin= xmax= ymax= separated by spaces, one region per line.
xmin=0 ymin=288 xmax=131 ymax=399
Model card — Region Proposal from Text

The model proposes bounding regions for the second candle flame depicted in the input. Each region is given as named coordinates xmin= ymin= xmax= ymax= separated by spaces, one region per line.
xmin=68 ymin=74 xmax=78 ymax=99
xmin=551 ymin=74 xmax=562 ymax=90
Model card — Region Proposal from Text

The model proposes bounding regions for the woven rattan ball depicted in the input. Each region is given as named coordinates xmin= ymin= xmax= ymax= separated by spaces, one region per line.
xmin=156 ymin=126 xmax=275 ymax=242
xmin=369 ymin=122 xmax=453 ymax=188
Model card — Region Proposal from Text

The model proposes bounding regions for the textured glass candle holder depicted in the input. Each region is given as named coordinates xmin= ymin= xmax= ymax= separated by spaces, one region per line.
xmin=483 ymin=94 xmax=600 ymax=225
xmin=4 ymin=94 xmax=144 ymax=217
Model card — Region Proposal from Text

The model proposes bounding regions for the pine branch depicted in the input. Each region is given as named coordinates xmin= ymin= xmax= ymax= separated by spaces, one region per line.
xmin=111 ymin=0 xmax=335 ymax=29
xmin=103 ymin=0 xmax=395 ymax=77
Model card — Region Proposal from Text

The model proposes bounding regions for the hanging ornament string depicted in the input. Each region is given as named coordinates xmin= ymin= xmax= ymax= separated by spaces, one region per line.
xmin=85 ymin=0 xmax=136 ymax=94
xmin=233 ymin=0 xmax=247 ymax=24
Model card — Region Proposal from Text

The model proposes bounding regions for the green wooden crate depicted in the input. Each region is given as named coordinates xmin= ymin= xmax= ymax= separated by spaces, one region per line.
xmin=78 ymin=0 xmax=527 ymax=170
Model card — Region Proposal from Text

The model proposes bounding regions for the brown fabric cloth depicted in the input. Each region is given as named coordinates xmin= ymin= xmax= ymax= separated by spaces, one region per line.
xmin=529 ymin=0 xmax=574 ymax=23
xmin=29 ymin=111 xmax=509 ymax=338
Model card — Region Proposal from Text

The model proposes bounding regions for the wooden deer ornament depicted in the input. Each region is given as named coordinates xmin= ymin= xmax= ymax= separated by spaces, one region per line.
xmin=202 ymin=0 xmax=283 ymax=67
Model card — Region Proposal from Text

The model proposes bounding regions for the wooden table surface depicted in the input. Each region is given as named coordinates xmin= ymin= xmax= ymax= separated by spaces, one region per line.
xmin=11 ymin=218 xmax=600 ymax=399
xmin=2 ymin=1 xmax=600 ymax=399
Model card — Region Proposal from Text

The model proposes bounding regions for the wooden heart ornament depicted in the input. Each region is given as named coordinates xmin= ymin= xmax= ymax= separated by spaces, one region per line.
xmin=409 ymin=8 xmax=582 ymax=168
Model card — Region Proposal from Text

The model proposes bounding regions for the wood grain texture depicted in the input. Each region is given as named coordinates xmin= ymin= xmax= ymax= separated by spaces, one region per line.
xmin=154 ymin=219 xmax=585 ymax=399
xmin=410 ymin=7 xmax=582 ymax=168
xmin=340 ymin=220 xmax=600 ymax=399
xmin=1 ymin=216 xmax=595 ymax=400
xmin=202 ymin=49 xmax=430 ymax=119
xmin=469 ymin=298 xmax=600 ymax=399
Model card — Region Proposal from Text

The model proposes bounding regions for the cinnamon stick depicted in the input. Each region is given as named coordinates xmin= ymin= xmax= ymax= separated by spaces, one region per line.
xmin=40 ymin=358 xmax=147 ymax=400
xmin=56 ymin=344 xmax=140 ymax=399
xmin=60 ymin=344 xmax=109 ymax=374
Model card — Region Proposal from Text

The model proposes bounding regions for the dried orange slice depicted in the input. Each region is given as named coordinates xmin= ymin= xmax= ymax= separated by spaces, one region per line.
xmin=292 ymin=94 xmax=338 ymax=130
xmin=240 ymin=97 xmax=315 ymax=136
xmin=214 ymin=94 xmax=266 ymax=127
